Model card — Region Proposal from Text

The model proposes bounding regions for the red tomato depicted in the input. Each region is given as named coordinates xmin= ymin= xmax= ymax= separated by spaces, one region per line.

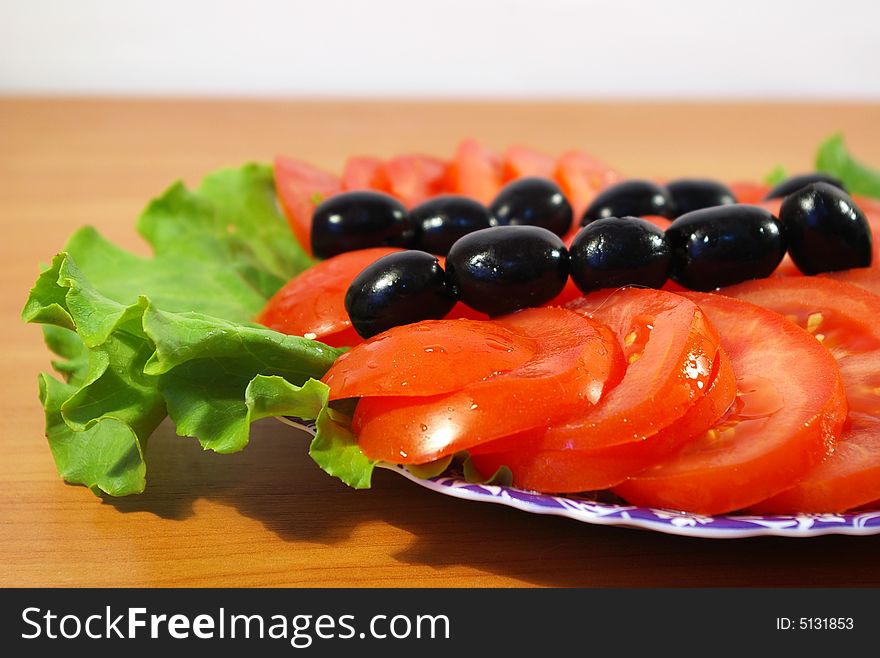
xmin=383 ymin=154 xmax=448 ymax=208
xmin=614 ymin=291 xmax=848 ymax=515
xmin=822 ymin=267 xmax=880 ymax=296
xmin=353 ymin=308 xmax=625 ymax=463
xmin=502 ymin=145 xmax=556 ymax=181
xmin=341 ymin=156 xmax=390 ymax=192
xmin=535 ymin=289 xmax=722 ymax=451
xmin=256 ymin=247 xmax=402 ymax=347
xmin=445 ymin=138 xmax=504 ymax=204
xmin=722 ymin=277 xmax=880 ymax=513
xmin=728 ymin=181 xmax=770 ymax=204
xmin=554 ymin=150 xmax=622 ymax=230
xmin=273 ymin=156 xmax=342 ymax=254
xmin=469 ymin=345 xmax=737 ymax=492
xmin=323 ymin=319 xmax=539 ymax=400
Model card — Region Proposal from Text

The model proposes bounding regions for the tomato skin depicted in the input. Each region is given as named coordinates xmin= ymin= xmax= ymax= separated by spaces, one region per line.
xmin=535 ymin=288 xmax=721 ymax=451
xmin=554 ymin=150 xmax=622 ymax=230
xmin=342 ymin=156 xmax=391 ymax=192
xmin=446 ymin=139 xmax=504 ymax=204
xmin=274 ymin=156 xmax=342 ymax=255
xmin=469 ymin=346 xmax=737 ymax=492
xmin=353 ymin=308 xmax=625 ymax=463
xmin=614 ymin=291 xmax=848 ymax=515
xmin=383 ymin=154 xmax=448 ymax=208
xmin=257 ymin=247 xmax=402 ymax=347
xmin=502 ymin=145 xmax=556 ymax=181
xmin=722 ymin=277 xmax=880 ymax=513
xmin=323 ymin=318 xmax=539 ymax=399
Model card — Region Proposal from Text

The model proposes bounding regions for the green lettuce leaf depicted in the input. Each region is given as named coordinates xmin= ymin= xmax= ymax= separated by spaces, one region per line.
xmin=816 ymin=133 xmax=880 ymax=199
xmin=22 ymin=162 xmax=379 ymax=496
xmin=763 ymin=165 xmax=787 ymax=186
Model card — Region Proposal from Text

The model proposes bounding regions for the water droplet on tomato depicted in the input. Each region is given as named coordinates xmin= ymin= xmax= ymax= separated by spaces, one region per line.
xmin=485 ymin=337 xmax=513 ymax=352
xmin=419 ymin=424 xmax=428 ymax=432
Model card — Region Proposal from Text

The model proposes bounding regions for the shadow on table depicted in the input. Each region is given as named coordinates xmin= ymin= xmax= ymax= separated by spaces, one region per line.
xmin=104 ymin=419 xmax=879 ymax=587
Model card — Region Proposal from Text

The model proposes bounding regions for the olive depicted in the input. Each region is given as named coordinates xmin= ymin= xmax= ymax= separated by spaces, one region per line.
xmin=445 ymin=226 xmax=569 ymax=317
xmin=344 ymin=251 xmax=458 ymax=338
xmin=666 ymin=178 xmax=737 ymax=217
xmin=489 ymin=177 xmax=573 ymax=236
xmin=311 ymin=191 xmax=409 ymax=259
xmin=666 ymin=205 xmax=786 ymax=291
xmin=569 ymin=217 xmax=670 ymax=293
xmin=581 ymin=180 xmax=674 ymax=225
xmin=409 ymin=195 xmax=493 ymax=256
xmin=764 ymin=173 xmax=846 ymax=200
xmin=779 ymin=182 xmax=872 ymax=274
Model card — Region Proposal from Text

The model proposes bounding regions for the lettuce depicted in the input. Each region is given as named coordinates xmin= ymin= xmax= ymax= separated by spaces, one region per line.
xmin=22 ymin=165 xmax=376 ymax=496
xmin=816 ymin=133 xmax=880 ymax=199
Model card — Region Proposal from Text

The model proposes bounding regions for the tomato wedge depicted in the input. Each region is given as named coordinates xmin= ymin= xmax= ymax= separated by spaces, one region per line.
xmin=445 ymin=138 xmax=504 ymax=204
xmin=468 ymin=346 xmax=737 ymax=492
xmin=273 ymin=156 xmax=342 ymax=254
xmin=323 ymin=319 xmax=539 ymax=399
xmin=341 ymin=156 xmax=390 ymax=192
xmin=614 ymin=292 xmax=848 ymax=515
xmin=534 ymin=288 xmax=721 ymax=451
xmin=383 ymin=154 xmax=448 ymax=208
xmin=257 ymin=247 xmax=402 ymax=347
xmin=554 ymin=150 xmax=621 ymax=229
xmin=502 ymin=145 xmax=556 ymax=181
xmin=722 ymin=277 xmax=880 ymax=513
xmin=353 ymin=307 xmax=625 ymax=463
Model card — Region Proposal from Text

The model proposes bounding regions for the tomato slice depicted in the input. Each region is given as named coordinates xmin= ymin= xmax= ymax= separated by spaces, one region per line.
xmin=613 ymin=291 xmax=848 ymax=515
xmin=722 ymin=277 xmax=880 ymax=513
xmin=822 ymin=267 xmax=880 ymax=296
xmin=323 ymin=319 xmax=539 ymax=399
xmin=534 ymin=289 xmax=721 ymax=451
xmin=353 ymin=307 xmax=625 ymax=463
xmin=445 ymin=138 xmax=504 ymax=204
xmin=341 ymin=156 xmax=390 ymax=192
xmin=382 ymin=154 xmax=448 ymax=208
xmin=728 ymin=181 xmax=770 ymax=205
xmin=257 ymin=247 xmax=402 ymax=347
xmin=554 ymin=150 xmax=622 ymax=230
xmin=468 ymin=346 xmax=737 ymax=492
xmin=273 ymin=156 xmax=342 ymax=254
xmin=502 ymin=145 xmax=556 ymax=181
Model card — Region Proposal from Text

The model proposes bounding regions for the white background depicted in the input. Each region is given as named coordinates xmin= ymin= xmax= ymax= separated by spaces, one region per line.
xmin=1 ymin=0 xmax=879 ymax=98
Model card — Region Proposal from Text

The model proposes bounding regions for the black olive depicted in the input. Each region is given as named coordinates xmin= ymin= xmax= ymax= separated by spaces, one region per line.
xmin=409 ymin=195 xmax=493 ymax=256
xmin=764 ymin=173 xmax=846 ymax=200
xmin=445 ymin=226 xmax=569 ymax=317
xmin=344 ymin=251 xmax=458 ymax=338
xmin=489 ymin=177 xmax=573 ymax=237
xmin=311 ymin=191 xmax=409 ymax=259
xmin=779 ymin=182 xmax=872 ymax=274
xmin=666 ymin=178 xmax=737 ymax=217
xmin=581 ymin=180 xmax=674 ymax=225
xmin=666 ymin=205 xmax=786 ymax=291
xmin=569 ymin=217 xmax=670 ymax=293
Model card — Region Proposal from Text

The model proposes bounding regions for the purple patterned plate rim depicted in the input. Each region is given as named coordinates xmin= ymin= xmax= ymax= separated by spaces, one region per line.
xmin=382 ymin=465 xmax=880 ymax=539
xmin=279 ymin=418 xmax=880 ymax=539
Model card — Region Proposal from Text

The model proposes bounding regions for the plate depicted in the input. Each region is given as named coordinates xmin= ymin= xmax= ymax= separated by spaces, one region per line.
xmin=282 ymin=418 xmax=880 ymax=539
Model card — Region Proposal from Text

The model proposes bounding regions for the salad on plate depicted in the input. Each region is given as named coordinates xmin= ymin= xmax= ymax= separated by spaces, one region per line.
xmin=21 ymin=134 xmax=880 ymax=537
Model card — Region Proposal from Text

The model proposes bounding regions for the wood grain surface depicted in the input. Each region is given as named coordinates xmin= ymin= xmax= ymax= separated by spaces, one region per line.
xmin=2 ymin=99 xmax=879 ymax=588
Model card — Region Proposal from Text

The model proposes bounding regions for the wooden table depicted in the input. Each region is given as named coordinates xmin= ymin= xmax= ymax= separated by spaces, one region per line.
xmin=2 ymin=99 xmax=879 ymax=588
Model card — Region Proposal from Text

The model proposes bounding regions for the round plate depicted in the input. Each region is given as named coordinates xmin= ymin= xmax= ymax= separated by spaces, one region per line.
xmin=281 ymin=418 xmax=880 ymax=539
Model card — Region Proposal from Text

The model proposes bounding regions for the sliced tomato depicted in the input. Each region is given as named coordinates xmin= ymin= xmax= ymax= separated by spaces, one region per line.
xmin=445 ymin=138 xmax=504 ymax=204
xmin=353 ymin=307 xmax=625 ymax=463
xmin=614 ymin=291 xmax=848 ymax=515
xmin=533 ymin=289 xmax=721 ymax=451
xmin=822 ymin=267 xmax=880 ymax=296
xmin=383 ymin=154 xmax=448 ymax=208
xmin=341 ymin=156 xmax=390 ymax=192
xmin=554 ymin=150 xmax=622 ymax=230
xmin=722 ymin=277 xmax=880 ymax=513
xmin=256 ymin=247 xmax=402 ymax=347
xmin=469 ymin=345 xmax=737 ymax=492
xmin=273 ymin=156 xmax=342 ymax=254
xmin=323 ymin=319 xmax=539 ymax=400
xmin=502 ymin=145 xmax=556 ymax=181
xmin=728 ymin=181 xmax=770 ymax=205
